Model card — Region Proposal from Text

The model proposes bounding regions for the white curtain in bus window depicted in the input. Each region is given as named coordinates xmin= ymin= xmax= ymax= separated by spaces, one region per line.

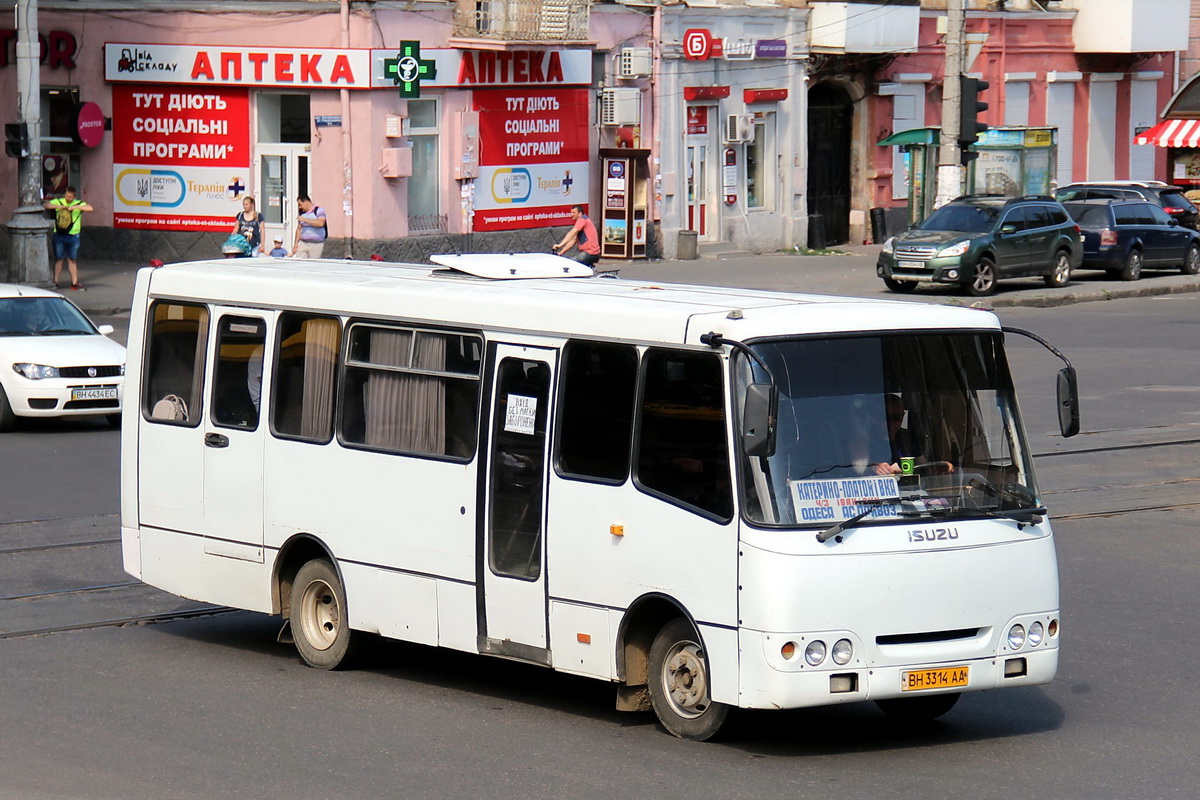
xmin=273 ymin=313 xmax=340 ymax=442
xmin=363 ymin=328 xmax=447 ymax=454
xmin=300 ymin=318 xmax=338 ymax=440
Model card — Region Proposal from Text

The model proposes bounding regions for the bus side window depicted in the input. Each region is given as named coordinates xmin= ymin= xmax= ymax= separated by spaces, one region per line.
xmin=211 ymin=316 xmax=267 ymax=430
xmin=143 ymin=301 xmax=209 ymax=425
xmin=636 ymin=348 xmax=733 ymax=520
xmin=340 ymin=324 xmax=483 ymax=459
xmin=272 ymin=312 xmax=341 ymax=443
xmin=556 ymin=340 xmax=638 ymax=482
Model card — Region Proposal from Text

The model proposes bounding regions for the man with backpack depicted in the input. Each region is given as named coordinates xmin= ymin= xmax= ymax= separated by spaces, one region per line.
xmin=43 ymin=186 xmax=93 ymax=290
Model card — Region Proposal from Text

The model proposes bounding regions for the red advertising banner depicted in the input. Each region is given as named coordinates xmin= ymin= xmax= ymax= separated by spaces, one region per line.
xmin=110 ymin=84 xmax=252 ymax=231
xmin=471 ymin=87 xmax=591 ymax=232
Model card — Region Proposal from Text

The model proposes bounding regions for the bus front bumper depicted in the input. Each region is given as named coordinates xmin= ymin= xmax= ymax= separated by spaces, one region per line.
xmin=737 ymin=628 xmax=1059 ymax=710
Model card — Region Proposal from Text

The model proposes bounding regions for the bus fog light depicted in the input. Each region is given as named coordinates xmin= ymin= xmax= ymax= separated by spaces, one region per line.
xmin=832 ymin=638 xmax=853 ymax=665
xmin=1027 ymin=622 xmax=1044 ymax=647
xmin=804 ymin=640 xmax=827 ymax=666
xmin=1004 ymin=657 xmax=1027 ymax=677
xmin=1007 ymin=624 xmax=1025 ymax=650
xmin=829 ymin=673 xmax=858 ymax=693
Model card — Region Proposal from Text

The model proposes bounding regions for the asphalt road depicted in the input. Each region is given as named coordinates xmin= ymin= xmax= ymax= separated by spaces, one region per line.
xmin=0 ymin=298 xmax=1197 ymax=799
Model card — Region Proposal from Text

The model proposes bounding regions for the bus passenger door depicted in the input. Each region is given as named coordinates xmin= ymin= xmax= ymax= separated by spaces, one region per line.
xmin=201 ymin=311 xmax=271 ymax=562
xmin=480 ymin=344 xmax=556 ymax=660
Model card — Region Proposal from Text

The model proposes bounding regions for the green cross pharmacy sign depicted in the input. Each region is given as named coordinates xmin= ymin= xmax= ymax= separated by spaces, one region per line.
xmin=384 ymin=41 xmax=437 ymax=99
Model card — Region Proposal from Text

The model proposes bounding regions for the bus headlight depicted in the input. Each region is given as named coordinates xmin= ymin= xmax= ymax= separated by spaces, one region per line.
xmin=1027 ymin=621 xmax=1044 ymax=647
xmin=1007 ymin=624 xmax=1026 ymax=650
xmin=831 ymin=638 xmax=854 ymax=665
xmin=804 ymin=640 xmax=827 ymax=666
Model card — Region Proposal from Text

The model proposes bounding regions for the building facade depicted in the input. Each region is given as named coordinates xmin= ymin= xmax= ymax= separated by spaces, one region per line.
xmin=1 ymin=0 xmax=1194 ymax=268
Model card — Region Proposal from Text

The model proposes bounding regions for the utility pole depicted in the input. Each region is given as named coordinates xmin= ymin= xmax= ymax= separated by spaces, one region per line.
xmin=934 ymin=0 xmax=965 ymax=209
xmin=4 ymin=0 xmax=52 ymax=286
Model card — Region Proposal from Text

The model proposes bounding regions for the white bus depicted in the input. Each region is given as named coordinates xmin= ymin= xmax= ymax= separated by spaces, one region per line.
xmin=120 ymin=254 xmax=1079 ymax=740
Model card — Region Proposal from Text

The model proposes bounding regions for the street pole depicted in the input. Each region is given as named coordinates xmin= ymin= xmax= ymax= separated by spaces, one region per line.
xmin=934 ymin=0 xmax=965 ymax=209
xmin=4 ymin=0 xmax=52 ymax=286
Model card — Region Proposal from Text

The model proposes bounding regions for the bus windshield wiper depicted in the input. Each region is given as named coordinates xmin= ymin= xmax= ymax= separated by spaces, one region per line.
xmin=816 ymin=498 xmax=901 ymax=543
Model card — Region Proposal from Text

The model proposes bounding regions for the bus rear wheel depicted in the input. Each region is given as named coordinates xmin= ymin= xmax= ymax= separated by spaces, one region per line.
xmin=290 ymin=558 xmax=357 ymax=670
xmin=648 ymin=618 xmax=730 ymax=741
xmin=875 ymin=691 xmax=961 ymax=721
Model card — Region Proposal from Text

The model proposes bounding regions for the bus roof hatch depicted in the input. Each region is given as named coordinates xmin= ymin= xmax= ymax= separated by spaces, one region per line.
xmin=429 ymin=253 xmax=594 ymax=280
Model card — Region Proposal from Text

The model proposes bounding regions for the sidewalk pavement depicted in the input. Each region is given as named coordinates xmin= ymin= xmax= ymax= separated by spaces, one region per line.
xmin=46 ymin=243 xmax=1200 ymax=317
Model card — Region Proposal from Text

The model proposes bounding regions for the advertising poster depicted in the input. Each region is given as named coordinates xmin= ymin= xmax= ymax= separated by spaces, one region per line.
xmin=472 ymin=88 xmax=590 ymax=231
xmin=111 ymin=84 xmax=251 ymax=231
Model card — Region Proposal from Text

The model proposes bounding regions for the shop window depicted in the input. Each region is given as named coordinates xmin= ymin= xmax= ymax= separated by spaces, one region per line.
xmin=40 ymin=87 xmax=81 ymax=197
xmin=258 ymin=93 xmax=311 ymax=144
xmin=407 ymin=98 xmax=443 ymax=233
xmin=747 ymin=114 xmax=776 ymax=211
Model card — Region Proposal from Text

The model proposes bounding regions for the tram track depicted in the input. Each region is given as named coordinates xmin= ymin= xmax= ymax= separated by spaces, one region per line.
xmin=0 ymin=605 xmax=238 ymax=641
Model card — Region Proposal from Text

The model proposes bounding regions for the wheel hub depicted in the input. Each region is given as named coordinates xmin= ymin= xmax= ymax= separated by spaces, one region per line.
xmin=664 ymin=644 xmax=709 ymax=718
xmin=300 ymin=579 xmax=339 ymax=651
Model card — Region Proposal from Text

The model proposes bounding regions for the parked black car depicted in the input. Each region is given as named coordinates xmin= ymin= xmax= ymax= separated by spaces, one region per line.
xmin=877 ymin=195 xmax=1082 ymax=297
xmin=1061 ymin=199 xmax=1200 ymax=280
xmin=1056 ymin=181 xmax=1200 ymax=230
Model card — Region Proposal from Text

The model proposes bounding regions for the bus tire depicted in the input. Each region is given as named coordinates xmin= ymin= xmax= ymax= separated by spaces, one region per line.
xmin=290 ymin=558 xmax=357 ymax=670
xmin=648 ymin=617 xmax=729 ymax=741
xmin=875 ymin=691 xmax=961 ymax=721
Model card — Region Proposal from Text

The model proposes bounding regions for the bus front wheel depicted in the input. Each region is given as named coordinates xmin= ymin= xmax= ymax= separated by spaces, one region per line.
xmin=290 ymin=558 xmax=357 ymax=670
xmin=648 ymin=618 xmax=730 ymax=741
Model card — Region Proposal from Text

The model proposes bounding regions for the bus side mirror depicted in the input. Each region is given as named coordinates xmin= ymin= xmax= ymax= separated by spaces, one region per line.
xmin=743 ymin=382 xmax=778 ymax=457
xmin=1057 ymin=366 xmax=1080 ymax=438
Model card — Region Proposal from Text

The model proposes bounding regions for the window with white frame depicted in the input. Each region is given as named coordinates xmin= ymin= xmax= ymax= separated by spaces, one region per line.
xmin=406 ymin=98 xmax=442 ymax=233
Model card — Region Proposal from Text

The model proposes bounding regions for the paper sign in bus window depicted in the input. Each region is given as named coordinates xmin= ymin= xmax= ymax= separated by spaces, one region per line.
xmin=788 ymin=477 xmax=900 ymax=523
xmin=504 ymin=394 xmax=537 ymax=435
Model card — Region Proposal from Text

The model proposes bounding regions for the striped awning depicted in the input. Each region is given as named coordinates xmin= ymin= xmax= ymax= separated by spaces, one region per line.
xmin=1134 ymin=119 xmax=1200 ymax=148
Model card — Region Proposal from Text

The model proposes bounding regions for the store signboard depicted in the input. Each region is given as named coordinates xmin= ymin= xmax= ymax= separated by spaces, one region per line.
xmin=472 ymin=88 xmax=590 ymax=231
xmin=110 ymin=84 xmax=251 ymax=231
xmin=370 ymin=48 xmax=590 ymax=89
xmin=105 ymin=43 xmax=372 ymax=88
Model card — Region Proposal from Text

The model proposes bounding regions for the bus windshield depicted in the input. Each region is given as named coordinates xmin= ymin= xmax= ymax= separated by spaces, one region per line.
xmin=738 ymin=332 xmax=1039 ymax=527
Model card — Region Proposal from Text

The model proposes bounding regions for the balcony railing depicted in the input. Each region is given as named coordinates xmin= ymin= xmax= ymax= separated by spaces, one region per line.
xmin=452 ymin=0 xmax=590 ymax=42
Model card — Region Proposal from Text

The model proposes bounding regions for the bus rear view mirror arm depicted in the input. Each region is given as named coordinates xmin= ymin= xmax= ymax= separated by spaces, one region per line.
xmin=699 ymin=331 xmax=778 ymax=457
xmin=1002 ymin=326 xmax=1081 ymax=438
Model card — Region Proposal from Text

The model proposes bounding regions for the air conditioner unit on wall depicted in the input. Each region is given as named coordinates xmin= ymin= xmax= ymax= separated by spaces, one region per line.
xmin=601 ymin=88 xmax=641 ymax=126
xmin=725 ymin=114 xmax=754 ymax=143
xmin=618 ymin=48 xmax=653 ymax=78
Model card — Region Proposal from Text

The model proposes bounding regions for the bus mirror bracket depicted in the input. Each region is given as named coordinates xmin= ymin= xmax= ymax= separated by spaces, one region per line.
xmin=699 ymin=331 xmax=778 ymax=456
xmin=743 ymin=382 xmax=778 ymax=457
xmin=1002 ymin=326 xmax=1080 ymax=438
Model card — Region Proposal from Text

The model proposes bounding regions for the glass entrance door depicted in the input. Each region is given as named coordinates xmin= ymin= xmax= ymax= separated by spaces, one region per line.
xmin=256 ymin=147 xmax=309 ymax=251
xmin=686 ymin=142 xmax=713 ymax=239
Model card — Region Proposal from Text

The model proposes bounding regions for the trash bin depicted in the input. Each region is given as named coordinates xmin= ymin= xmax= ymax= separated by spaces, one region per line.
xmin=807 ymin=214 xmax=826 ymax=251
xmin=677 ymin=229 xmax=699 ymax=260
xmin=870 ymin=207 xmax=888 ymax=245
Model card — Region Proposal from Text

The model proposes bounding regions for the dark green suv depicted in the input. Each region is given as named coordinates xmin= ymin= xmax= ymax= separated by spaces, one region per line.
xmin=876 ymin=195 xmax=1083 ymax=297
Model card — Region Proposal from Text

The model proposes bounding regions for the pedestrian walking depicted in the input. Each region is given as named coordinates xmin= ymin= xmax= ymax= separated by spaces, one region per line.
xmin=551 ymin=205 xmax=601 ymax=266
xmin=291 ymin=194 xmax=328 ymax=259
xmin=232 ymin=195 xmax=266 ymax=257
xmin=44 ymin=186 xmax=93 ymax=290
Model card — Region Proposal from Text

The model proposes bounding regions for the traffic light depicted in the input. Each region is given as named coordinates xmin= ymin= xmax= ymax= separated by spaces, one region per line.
xmin=958 ymin=76 xmax=989 ymax=166
xmin=5 ymin=122 xmax=30 ymax=159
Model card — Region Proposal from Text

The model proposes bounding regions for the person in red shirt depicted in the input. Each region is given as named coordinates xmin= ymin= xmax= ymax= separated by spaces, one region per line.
xmin=552 ymin=205 xmax=601 ymax=266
